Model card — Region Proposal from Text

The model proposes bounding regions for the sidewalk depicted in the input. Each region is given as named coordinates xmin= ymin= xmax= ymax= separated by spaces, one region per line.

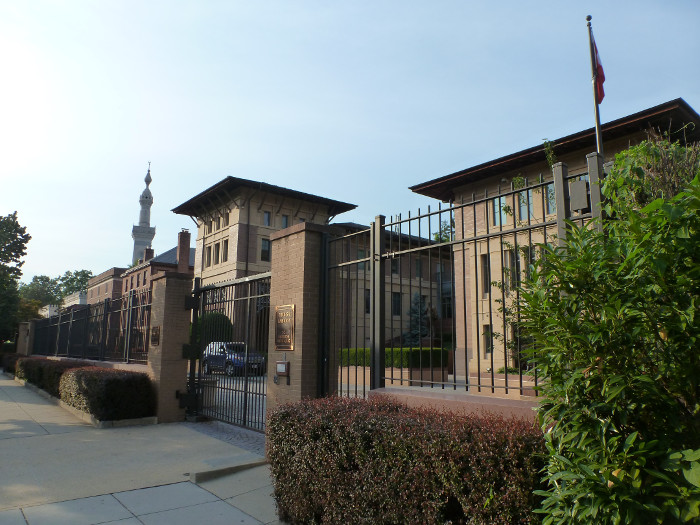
xmin=0 ymin=373 xmax=284 ymax=524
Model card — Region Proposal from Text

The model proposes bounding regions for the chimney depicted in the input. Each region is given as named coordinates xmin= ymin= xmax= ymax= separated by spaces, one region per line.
xmin=143 ymin=247 xmax=155 ymax=262
xmin=177 ymin=229 xmax=191 ymax=274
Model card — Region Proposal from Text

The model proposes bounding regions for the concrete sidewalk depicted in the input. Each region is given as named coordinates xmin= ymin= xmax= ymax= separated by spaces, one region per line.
xmin=0 ymin=373 xmax=284 ymax=524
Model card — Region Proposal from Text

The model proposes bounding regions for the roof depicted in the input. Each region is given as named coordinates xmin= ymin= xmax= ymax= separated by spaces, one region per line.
xmin=172 ymin=176 xmax=357 ymax=218
xmin=123 ymin=247 xmax=195 ymax=275
xmin=410 ymin=98 xmax=700 ymax=202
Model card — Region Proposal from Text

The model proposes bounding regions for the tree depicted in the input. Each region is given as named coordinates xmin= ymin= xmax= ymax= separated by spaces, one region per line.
xmin=16 ymin=298 xmax=42 ymax=322
xmin=19 ymin=275 xmax=62 ymax=306
xmin=403 ymin=292 xmax=430 ymax=346
xmin=58 ymin=270 xmax=93 ymax=297
xmin=433 ymin=219 xmax=454 ymax=243
xmin=521 ymin=138 xmax=700 ymax=524
xmin=0 ymin=212 xmax=30 ymax=341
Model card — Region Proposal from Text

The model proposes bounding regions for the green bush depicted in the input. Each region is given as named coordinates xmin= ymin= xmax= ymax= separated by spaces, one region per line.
xmin=520 ymin=142 xmax=700 ymax=523
xmin=198 ymin=311 xmax=233 ymax=348
xmin=59 ymin=367 xmax=155 ymax=421
xmin=340 ymin=347 xmax=449 ymax=368
xmin=1 ymin=352 xmax=20 ymax=374
xmin=15 ymin=357 xmax=89 ymax=398
xmin=267 ymin=396 xmax=545 ymax=524
xmin=1 ymin=341 xmax=15 ymax=354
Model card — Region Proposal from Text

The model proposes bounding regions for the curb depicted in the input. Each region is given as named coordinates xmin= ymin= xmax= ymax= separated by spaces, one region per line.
xmin=4 ymin=372 xmax=158 ymax=428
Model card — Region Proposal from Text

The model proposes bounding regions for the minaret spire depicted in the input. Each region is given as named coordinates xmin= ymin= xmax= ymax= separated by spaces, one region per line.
xmin=131 ymin=163 xmax=156 ymax=265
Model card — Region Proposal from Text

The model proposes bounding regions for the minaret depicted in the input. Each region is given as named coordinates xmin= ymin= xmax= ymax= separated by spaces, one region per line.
xmin=131 ymin=164 xmax=156 ymax=265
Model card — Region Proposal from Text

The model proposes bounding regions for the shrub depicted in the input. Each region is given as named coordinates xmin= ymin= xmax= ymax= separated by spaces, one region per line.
xmin=520 ymin=143 xmax=700 ymax=523
xmin=1 ymin=341 xmax=15 ymax=354
xmin=1 ymin=352 xmax=20 ymax=374
xmin=15 ymin=357 xmax=88 ymax=398
xmin=340 ymin=347 xmax=449 ymax=368
xmin=59 ymin=367 xmax=156 ymax=421
xmin=267 ymin=396 xmax=544 ymax=524
xmin=198 ymin=311 xmax=233 ymax=348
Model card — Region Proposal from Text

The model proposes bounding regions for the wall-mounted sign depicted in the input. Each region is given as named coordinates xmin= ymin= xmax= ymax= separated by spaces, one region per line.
xmin=150 ymin=326 xmax=160 ymax=346
xmin=275 ymin=305 xmax=295 ymax=351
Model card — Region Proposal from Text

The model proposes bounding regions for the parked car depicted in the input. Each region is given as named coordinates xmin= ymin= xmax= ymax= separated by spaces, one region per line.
xmin=202 ymin=342 xmax=266 ymax=376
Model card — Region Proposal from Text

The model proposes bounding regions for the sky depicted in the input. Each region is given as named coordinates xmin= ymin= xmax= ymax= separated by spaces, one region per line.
xmin=2 ymin=1 xmax=699 ymax=283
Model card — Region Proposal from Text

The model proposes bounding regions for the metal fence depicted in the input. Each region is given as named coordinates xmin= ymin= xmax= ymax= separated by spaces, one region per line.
xmin=32 ymin=290 xmax=151 ymax=364
xmin=191 ymin=273 xmax=270 ymax=431
xmin=326 ymin=159 xmax=602 ymax=399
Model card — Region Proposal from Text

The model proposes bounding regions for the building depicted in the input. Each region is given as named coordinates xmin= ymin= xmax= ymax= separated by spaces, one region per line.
xmin=172 ymin=177 xmax=357 ymax=285
xmin=122 ymin=230 xmax=194 ymax=296
xmin=410 ymin=98 xmax=700 ymax=386
xmin=131 ymin=165 xmax=156 ymax=265
xmin=87 ymin=267 xmax=127 ymax=305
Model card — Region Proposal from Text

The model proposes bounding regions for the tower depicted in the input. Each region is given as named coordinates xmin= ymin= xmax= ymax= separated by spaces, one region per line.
xmin=131 ymin=164 xmax=156 ymax=265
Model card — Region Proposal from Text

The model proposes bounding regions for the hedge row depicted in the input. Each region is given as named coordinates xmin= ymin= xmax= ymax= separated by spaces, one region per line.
xmin=340 ymin=347 xmax=449 ymax=368
xmin=59 ymin=367 xmax=155 ymax=421
xmin=267 ymin=396 xmax=545 ymax=525
xmin=7 ymin=356 xmax=155 ymax=421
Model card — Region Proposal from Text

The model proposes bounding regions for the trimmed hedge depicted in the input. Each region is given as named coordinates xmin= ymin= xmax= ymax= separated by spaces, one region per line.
xmin=15 ymin=357 xmax=90 ymax=398
xmin=340 ymin=347 xmax=449 ymax=368
xmin=59 ymin=367 xmax=155 ymax=421
xmin=1 ymin=352 xmax=21 ymax=374
xmin=8 ymin=356 xmax=155 ymax=421
xmin=267 ymin=397 xmax=545 ymax=524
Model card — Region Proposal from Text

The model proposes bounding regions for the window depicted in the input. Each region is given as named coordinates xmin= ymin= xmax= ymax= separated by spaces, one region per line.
xmin=441 ymin=296 xmax=453 ymax=319
xmin=215 ymin=216 xmax=221 ymax=230
xmin=391 ymin=259 xmax=399 ymax=275
xmin=213 ymin=242 xmax=220 ymax=265
xmin=482 ymin=324 xmax=493 ymax=357
xmin=364 ymin=289 xmax=371 ymax=314
xmin=518 ymin=189 xmax=534 ymax=221
xmin=504 ymin=249 xmax=519 ymax=292
xmin=358 ymin=249 xmax=366 ymax=271
xmin=97 ymin=285 xmax=101 ymax=295
xmin=143 ymin=271 xmax=146 ymax=285
xmin=130 ymin=276 xmax=134 ymax=288
xmin=492 ymin=196 xmax=507 ymax=226
xmin=261 ymin=238 xmax=271 ymax=262
xmin=222 ymin=212 xmax=229 ymax=227
xmin=299 ymin=217 xmax=306 ymax=223
xmin=546 ymin=183 xmax=556 ymax=215
xmin=221 ymin=239 xmax=228 ymax=263
xmin=392 ymin=292 xmax=402 ymax=316
xmin=207 ymin=219 xmax=213 ymax=234
xmin=136 ymin=274 xmax=140 ymax=287
xmin=282 ymin=215 xmax=289 ymax=228
xmin=415 ymin=259 xmax=422 ymax=278
xmin=480 ymin=253 xmax=490 ymax=297
xmin=264 ymin=211 xmax=271 ymax=227
xmin=205 ymin=246 xmax=212 ymax=267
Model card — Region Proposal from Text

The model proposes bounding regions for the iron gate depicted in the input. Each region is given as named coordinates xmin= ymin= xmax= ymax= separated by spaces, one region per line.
xmin=188 ymin=273 xmax=270 ymax=431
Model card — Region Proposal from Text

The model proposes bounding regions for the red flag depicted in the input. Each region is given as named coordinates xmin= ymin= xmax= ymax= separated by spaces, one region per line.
xmin=593 ymin=38 xmax=605 ymax=103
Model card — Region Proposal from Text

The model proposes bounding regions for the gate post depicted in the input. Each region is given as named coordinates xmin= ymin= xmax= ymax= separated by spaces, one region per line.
xmin=370 ymin=216 xmax=386 ymax=390
xmin=148 ymin=273 xmax=193 ymax=423
xmin=586 ymin=152 xmax=605 ymax=231
xmin=552 ymin=161 xmax=571 ymax=248
xmin=267 ymin=222 xmax=332 ymax=415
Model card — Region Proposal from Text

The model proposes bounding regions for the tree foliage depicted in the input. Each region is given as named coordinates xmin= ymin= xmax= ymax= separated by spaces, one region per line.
xmin=19 ymin=269 xmax=93 ymax=306
xmin=0 ymin=212 xmax=30 ymax=341
xmin=521 ymin=138 xmax=700 ymax=524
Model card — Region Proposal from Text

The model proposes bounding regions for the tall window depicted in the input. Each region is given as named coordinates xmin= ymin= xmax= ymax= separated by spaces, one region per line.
xmin=391 ymin=259 xmax=399 ymax=275
xmin=364 ymin=289 xmax=371 ymax=314
xmin=213 ymin=243 xmax=220 ymax=265
xmin=282 ymin=215 xmax=289 ymax=228
xmin=205 ymin=246 xmax=212 ymax=267
xmin=546 ymin=183 xmax=556 ymax=215
xmin=392 ymin=292 xmax=402 ymax=316
xmin=480 ymin=253 xmax=490 ymax=297
xmin=215 ymin=216 xmax=221 ymax=230
xmin=222 ymin=212 xmax=229 ymax=227
xmin=415 ymin=259 xmax=422 ymax=278
xmin=358 ymin=249 xmax=366 ymax=271
xmin=492 ymin=196 xmax=507 ymax=226
xmin=261 ymin=238 xmax=271 ymax=262
xmin=482 ymin=324 xmax=493 ymax=357
xmin=264 ymin=211 xmax=271 ymax=227
xmin=518 ymin=189 xmax=534 ymax=221
xmin=221 ymin=239 xmax=229 ymax=262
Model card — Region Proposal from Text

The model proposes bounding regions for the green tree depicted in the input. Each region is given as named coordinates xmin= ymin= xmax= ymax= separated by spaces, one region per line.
xmin=198 ymin=311 xmax=234 ymax=348
xmin=19 ymin=275 xmax=62 ymax=306
xmin=521 ymin=138 xmax=700 ymax=524
xmin=403 ymin=292 xmax=430 ymax=346
xmin=433 ymin=219 xmax=454 ymax=243
xmin=0 ymin=212 xmax=31 ymax=341
xmin=58 ymin=269 xmax=93 ymax=297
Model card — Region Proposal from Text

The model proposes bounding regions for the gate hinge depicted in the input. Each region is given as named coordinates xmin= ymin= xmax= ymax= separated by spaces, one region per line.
xmin=182 ymin=344 xmax=199 ymax=360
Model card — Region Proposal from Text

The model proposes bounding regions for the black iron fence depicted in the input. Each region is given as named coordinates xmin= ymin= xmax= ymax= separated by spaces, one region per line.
xmin=32 ymin=290 xmax=151 ymax=364
xmin=327 ymin=158 xmax=604 ymax=398
xmin=191 ymin=273 xmax=270 ymax=431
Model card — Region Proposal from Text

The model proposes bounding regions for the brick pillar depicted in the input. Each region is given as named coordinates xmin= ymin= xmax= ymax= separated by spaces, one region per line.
xmin=148 ymin=273 xmax=192 ymax=423
xmin=266 ymin=222 xmax=329 ymax=415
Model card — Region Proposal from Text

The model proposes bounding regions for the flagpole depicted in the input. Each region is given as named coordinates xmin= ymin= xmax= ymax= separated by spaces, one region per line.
xmin=587 ymin=15 xmax=604 ymax=158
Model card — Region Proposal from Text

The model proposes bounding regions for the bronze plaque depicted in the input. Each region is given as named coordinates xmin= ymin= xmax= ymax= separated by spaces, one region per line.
xmin=150 ymin=326 xmax=160 ymax=346
xmin=275 ymin=305 xmax=295 ymax=351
